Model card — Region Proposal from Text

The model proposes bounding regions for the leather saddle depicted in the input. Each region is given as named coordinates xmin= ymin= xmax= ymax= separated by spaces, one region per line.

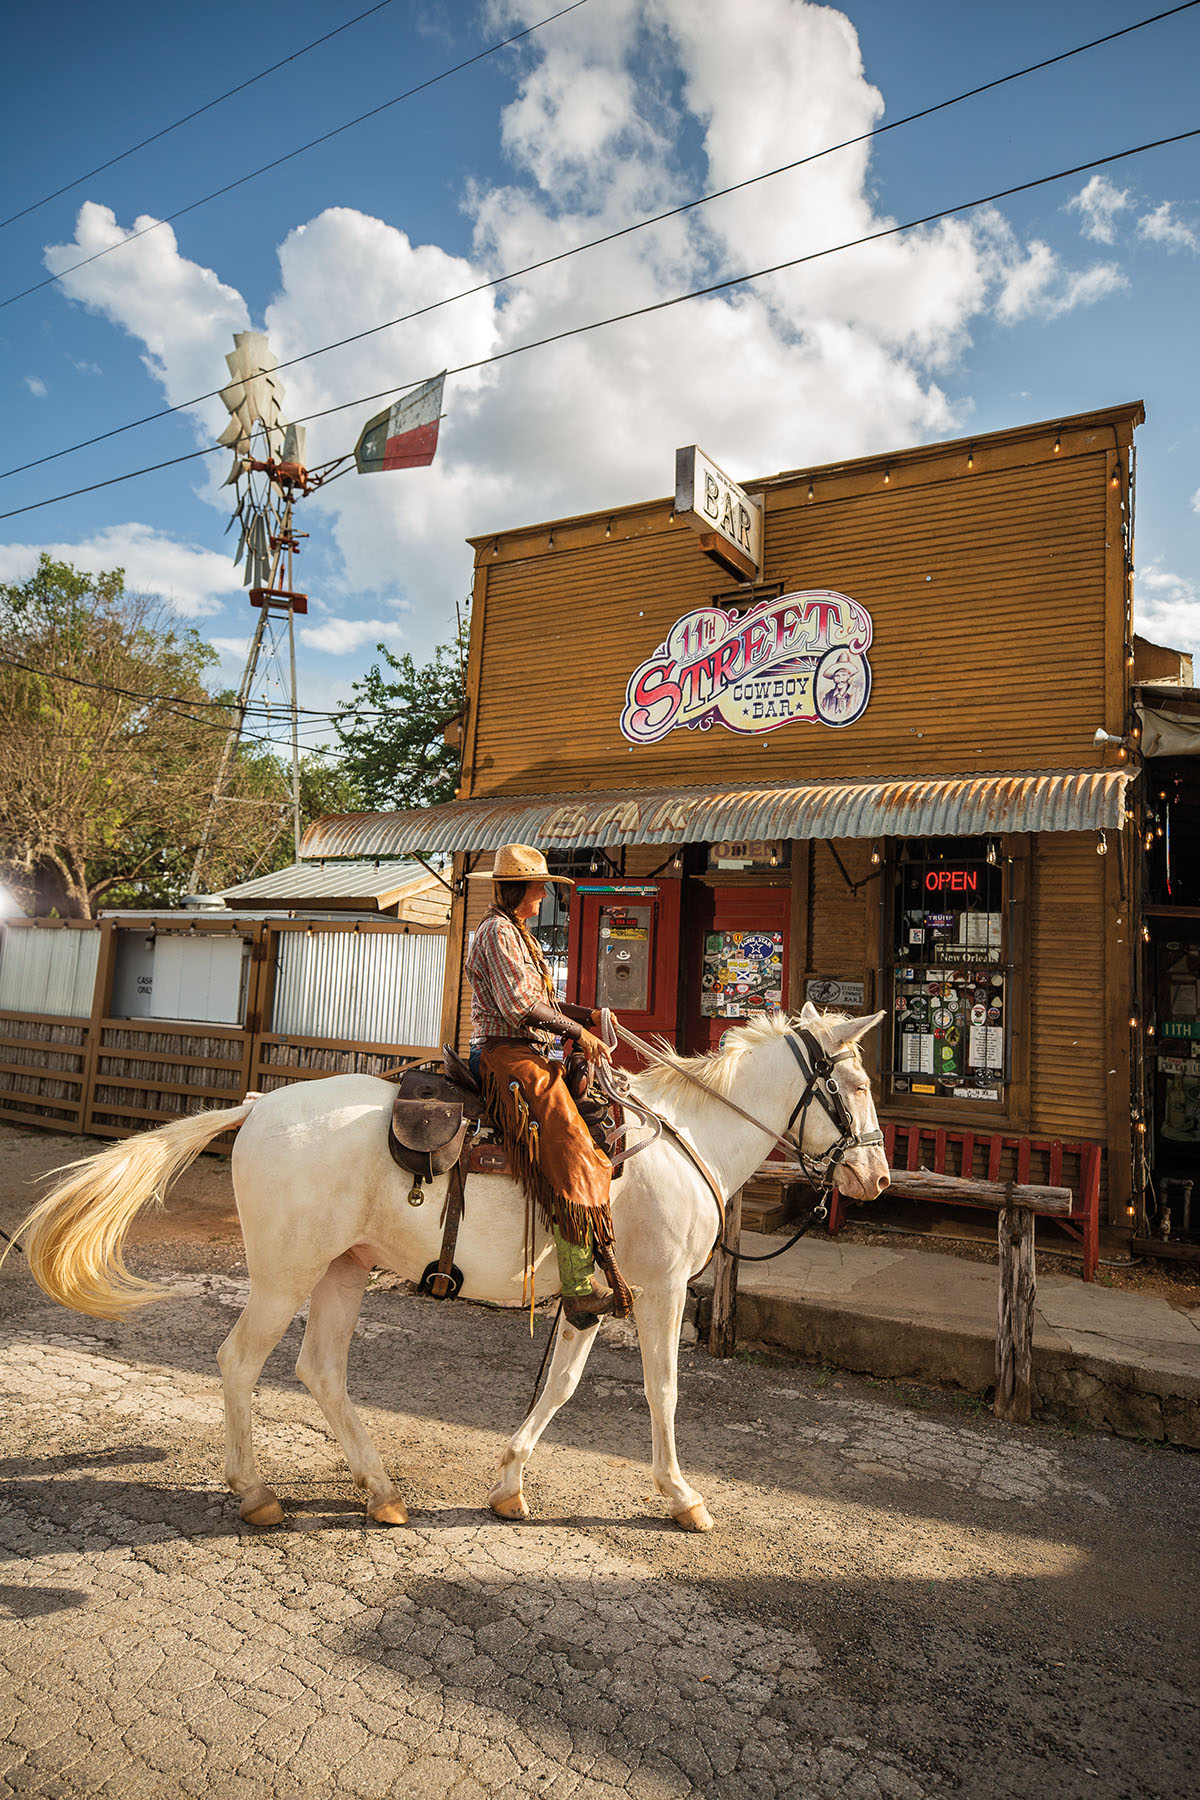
xmin=387 ymin=1057 xmax=485 ymax=1182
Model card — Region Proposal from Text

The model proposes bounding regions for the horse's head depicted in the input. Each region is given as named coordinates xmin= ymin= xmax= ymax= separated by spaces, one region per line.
xmin=792 ymin=1001 xmax=890 ymax=1203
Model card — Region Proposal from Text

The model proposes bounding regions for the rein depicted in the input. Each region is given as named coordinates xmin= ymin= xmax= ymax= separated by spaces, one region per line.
xmin=607 ymin=1018 xmax=881 ymax=1194
xmin=601 ymin=1017 xmax=883 ymax=1266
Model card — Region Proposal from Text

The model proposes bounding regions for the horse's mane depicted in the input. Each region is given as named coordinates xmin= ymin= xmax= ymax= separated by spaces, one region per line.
xmin=633 ymin=1008 xmax=854 ymax=1108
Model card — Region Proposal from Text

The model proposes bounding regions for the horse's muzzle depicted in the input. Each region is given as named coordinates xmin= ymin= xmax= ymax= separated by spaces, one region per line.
xmin=834 ymin=1157 xmax=890 ymax=1203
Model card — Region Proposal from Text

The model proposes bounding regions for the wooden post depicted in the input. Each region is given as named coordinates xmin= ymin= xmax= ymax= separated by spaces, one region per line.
xmin=995 ymin=1203 xmax=1036 ymax=1423
xmin=708 ymin=1183 xmax=742 ymax=1358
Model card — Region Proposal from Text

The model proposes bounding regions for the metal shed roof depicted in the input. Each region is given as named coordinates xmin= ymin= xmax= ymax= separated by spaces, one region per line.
xmin=300 ymin=769 xmax=1132 ymax=860
xmin=219 ymin=859 xmax=433 ymax=905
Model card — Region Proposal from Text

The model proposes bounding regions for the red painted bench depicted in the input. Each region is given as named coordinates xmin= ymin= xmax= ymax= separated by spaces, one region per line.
xmin=829 ymin=1124 xmax=1102 ymax=1282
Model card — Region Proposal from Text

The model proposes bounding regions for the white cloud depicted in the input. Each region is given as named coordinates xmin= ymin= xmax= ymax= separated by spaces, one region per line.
xmin=30 ymin=2 xmax=1140 ymax=657
xmin=298 ymin=616 xmax=395 ymax=655
xmin=43 ymin=202 xmax=249 ymax=447
xmin=0 ymin=523 xmax=242 ymax=618
xmin=1135 ymin=561 xmax=1200 ymax=659
xmin=23 ymin=375 xmax=47 ymax=397
xmin=1066 ymin=175 xmax=1131 ymax=245
xmin=1138 ymin=202 xmax=1199 ymax=254
xmin=988 ymin=226 xmax=1125 ymax=323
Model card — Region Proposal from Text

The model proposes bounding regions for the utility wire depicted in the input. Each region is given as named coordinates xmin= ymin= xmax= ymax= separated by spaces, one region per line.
xmin=0 ymin=649 xmax=390 ymax=717
xmin=0 ymin=0 xmax=592 ymax=311
xmin=0 ymin=1 xmax=396 ymax=231
xmin=0 ymin=651 xmax=438 ymax=766
xmin=3 ymin=121 xmax=1197 ymax=527
xmin=7 ymin=0 xmax=1196 ymax=485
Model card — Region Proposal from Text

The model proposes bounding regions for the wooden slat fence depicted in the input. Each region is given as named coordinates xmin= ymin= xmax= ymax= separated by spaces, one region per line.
xmin=0 ymin=916 xmax=445 ymax=1148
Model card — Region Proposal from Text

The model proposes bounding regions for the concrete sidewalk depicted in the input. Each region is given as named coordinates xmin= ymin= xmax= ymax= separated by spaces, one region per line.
xmin=694 ymin=1233 xmax=1200 ymax=1449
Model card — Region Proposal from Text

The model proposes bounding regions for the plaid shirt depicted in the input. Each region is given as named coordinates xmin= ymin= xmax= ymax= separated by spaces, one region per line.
xmin=465 ymin=912 xmax=558 ymax=1054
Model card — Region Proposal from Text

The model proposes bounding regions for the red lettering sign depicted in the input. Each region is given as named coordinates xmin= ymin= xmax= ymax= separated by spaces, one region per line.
xmin=924 ymin=869 xmax=980 ymax=893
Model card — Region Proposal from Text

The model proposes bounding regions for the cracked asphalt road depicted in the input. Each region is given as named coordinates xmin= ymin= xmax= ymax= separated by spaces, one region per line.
xmin=0 ymin=1137 xmax=1196 ymax=1799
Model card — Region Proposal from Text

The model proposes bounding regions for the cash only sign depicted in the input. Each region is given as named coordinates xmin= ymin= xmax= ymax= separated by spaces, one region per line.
xmin=621 ymin=447 xmax=874 ymax=744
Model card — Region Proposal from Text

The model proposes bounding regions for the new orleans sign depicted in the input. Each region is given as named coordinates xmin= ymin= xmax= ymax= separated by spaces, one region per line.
xmin=620 ymin=589 xmax=873 ymax=744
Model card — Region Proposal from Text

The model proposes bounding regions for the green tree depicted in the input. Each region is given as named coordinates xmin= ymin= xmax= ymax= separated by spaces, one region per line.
xmin=332 ymin=626 xmax=467 ymax=809
xmin=0 ymin=556 xmax=348 ymax=916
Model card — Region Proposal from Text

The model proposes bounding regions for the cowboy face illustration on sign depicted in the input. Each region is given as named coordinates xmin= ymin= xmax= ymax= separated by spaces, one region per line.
xmin=620 ymin=589 xmax=873 ymax=744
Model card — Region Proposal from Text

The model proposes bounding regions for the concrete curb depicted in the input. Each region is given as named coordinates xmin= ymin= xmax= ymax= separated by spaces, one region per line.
xmin=691 ymin=1238 xmax=1200 ymax=1449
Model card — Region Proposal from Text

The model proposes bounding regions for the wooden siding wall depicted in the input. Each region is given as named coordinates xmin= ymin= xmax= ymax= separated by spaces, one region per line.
xmin=806 ymin=840 xmax=876 ymax=996
xmin=1028 ymin=833 xmax=1110 ymax=1142
xmin=465 ymin=435 xmax=1122 ymax=798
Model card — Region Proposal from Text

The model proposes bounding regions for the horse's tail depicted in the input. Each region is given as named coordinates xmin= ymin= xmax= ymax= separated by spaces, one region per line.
xmin=3 ymin=1098 xmax=261 ymax=1320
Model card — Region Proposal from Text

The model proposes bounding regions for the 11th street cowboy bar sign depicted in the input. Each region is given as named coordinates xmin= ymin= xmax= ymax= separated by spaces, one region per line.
xmin=620 ymin=587 xmax=874 ymax=744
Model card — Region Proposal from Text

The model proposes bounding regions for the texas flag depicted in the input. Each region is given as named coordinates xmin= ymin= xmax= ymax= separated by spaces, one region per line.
xmin=354 ymin=372 xmax=446 ymax=473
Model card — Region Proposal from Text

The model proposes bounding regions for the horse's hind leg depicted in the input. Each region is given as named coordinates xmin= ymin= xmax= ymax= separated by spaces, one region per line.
xmin=295 ymin=1254 xmax=408 ymax=1525
xmin=488 ymin=1316 xmax=601 ymax=1521
xmin=636 ymin=1283 xmax=713 ymax=1532
xmin=217 ymin=1282 xmax=308 ymax=1524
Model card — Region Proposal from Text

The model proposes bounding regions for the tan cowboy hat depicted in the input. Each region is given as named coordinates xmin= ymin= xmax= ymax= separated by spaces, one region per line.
xmin=467 ymin=842 xmax=573 ymax=883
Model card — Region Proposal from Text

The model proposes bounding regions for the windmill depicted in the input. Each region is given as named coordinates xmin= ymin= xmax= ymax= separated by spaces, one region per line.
xmin=189 ymin=333 xmax=446 ymax=892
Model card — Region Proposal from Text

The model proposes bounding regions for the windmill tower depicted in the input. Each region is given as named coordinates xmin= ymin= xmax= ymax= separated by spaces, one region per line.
xmin=189 ymin=332 xmax=310 ymax=892
xmin=189 ymin=335 xmax=448 ymax=892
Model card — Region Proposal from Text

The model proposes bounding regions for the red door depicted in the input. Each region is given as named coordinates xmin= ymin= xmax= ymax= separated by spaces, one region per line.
xmin=684 ymin=885 xmax=790 ymax=1056
xmin=568 ymin=880 xmax=681 ymax=1070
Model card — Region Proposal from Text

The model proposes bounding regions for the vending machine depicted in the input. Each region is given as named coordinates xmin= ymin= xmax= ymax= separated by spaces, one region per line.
xmin=567 ymin=880 xmax=682 ymax=1067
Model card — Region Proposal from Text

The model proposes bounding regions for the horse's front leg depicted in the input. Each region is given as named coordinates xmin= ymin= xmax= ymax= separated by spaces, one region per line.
xmin=635 ymin=1282 xmax=713 ymax=1532
xmin=488 ymin=1316 xmax=601 ymax=1520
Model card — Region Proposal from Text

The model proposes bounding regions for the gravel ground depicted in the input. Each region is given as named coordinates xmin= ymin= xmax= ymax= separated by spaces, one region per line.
xmin=0 ymin=1126 xmax=1196 ymax=1799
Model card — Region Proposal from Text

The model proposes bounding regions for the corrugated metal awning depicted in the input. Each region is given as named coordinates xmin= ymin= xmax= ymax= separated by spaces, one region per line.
xmin=300 ymin=768 xmax=1132 ymax=859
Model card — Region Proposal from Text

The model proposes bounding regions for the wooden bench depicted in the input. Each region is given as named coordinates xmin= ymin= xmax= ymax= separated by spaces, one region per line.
xmin=828 ymin=1124 xmax=1102 ymax=1282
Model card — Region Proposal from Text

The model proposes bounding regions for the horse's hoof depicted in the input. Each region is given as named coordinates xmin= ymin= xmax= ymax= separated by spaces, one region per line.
xmin=488 ymin=1489 xmax=530 ymax=1521
xmin=239 ymin=1490 xmax=284 ymax=1527
xmin=369 ymin=1497 xmax=409 ymax=1526
xmin=672 ymin=1502 xmax=714 ymax=1533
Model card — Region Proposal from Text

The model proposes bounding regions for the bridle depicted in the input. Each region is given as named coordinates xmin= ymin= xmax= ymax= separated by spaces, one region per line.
xmin=780 ymin=1027 xmax=885 ymax=1196
xmin=600 ymin=1018 xmax=884 ymax=1199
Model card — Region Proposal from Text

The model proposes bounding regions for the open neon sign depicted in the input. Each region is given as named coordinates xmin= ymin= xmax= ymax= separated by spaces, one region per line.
xmin=924 ymin=869 xmax=979 ymax=893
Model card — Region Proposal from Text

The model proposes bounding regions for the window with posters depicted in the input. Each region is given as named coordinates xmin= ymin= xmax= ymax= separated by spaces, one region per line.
xmin=888 ymin=837 xmax=1008 ymax=1104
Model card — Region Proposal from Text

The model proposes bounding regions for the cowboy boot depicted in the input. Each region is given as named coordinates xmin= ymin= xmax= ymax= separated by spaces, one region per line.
xmin=560 ymin=1280 xmax=619 ymax=1330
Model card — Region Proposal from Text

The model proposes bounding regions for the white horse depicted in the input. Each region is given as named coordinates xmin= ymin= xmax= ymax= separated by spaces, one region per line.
xmin=12 ymin=1005 xmax=887 ymax=1533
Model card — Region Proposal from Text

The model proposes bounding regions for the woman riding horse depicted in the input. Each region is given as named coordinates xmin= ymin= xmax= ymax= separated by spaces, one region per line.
xmin=465 ymin=842 xmax=632 ymax=1329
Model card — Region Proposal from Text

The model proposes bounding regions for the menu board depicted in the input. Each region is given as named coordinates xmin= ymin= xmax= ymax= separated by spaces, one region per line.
xmin=700 ymin=930 xmax=785 ymax=1018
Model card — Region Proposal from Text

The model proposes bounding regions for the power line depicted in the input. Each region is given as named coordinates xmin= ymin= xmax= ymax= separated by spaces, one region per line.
xmin=8 ymin=0 xmax=1196 ymax=486
xmin=0 ymin=0 xmax=592 ymax=312
xmin=0 ymin=647 xmax=391 ymax=717
xmin=2 ymin=122 xmax=1197 ymax=528
xmin=0 ymin=650 xmax=443 ymax=767
xmin=0 ymin=1 xmax=396 ymax=231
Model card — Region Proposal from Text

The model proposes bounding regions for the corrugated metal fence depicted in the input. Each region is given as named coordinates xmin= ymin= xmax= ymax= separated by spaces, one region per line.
xmin=0 ymin=917 xmax=445 ymax=1144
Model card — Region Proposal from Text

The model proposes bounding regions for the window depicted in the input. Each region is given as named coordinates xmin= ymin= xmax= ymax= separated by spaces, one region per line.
xmin=887 ymin=837 xmax=1008 ymax=1104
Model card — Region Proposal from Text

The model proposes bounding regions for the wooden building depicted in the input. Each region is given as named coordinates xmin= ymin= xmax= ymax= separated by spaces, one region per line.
xmin=305 ymin=402 xmax=1145 ymax=1229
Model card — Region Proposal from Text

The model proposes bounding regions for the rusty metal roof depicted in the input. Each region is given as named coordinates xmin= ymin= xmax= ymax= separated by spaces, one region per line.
xmin=300 ymin=769 xmax=1132 ymax=860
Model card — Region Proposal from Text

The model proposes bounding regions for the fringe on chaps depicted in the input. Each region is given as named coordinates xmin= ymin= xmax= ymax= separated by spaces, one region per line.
xmin=481 ymin=1045 xmax=635 ymax=1318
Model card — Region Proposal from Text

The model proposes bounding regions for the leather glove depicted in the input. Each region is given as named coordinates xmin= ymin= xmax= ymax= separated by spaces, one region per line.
xmin=576 ymin=1027 xmax=612 ymax=1064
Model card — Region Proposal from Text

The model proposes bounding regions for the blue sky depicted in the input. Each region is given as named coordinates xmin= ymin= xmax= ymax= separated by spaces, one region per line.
xmin=1 ymin=0 xmax=1198 ymax=758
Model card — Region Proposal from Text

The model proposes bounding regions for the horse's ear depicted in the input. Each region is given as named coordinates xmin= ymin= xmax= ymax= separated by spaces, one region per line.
xmin=823 ymin=1009 xmax=887 ymax=1050
xmin=797 ymin=1000 xmax=822 ymax=1029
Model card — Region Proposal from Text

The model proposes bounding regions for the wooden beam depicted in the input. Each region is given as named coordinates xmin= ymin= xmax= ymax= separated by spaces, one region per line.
xmin=768 ymin=1162 xmax=1073 ymax=1215
xmin=707 ymin=1184 xmax=742 ymax=1358
xmin=995 ymin=1205 xmax=1036 ymax=1424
